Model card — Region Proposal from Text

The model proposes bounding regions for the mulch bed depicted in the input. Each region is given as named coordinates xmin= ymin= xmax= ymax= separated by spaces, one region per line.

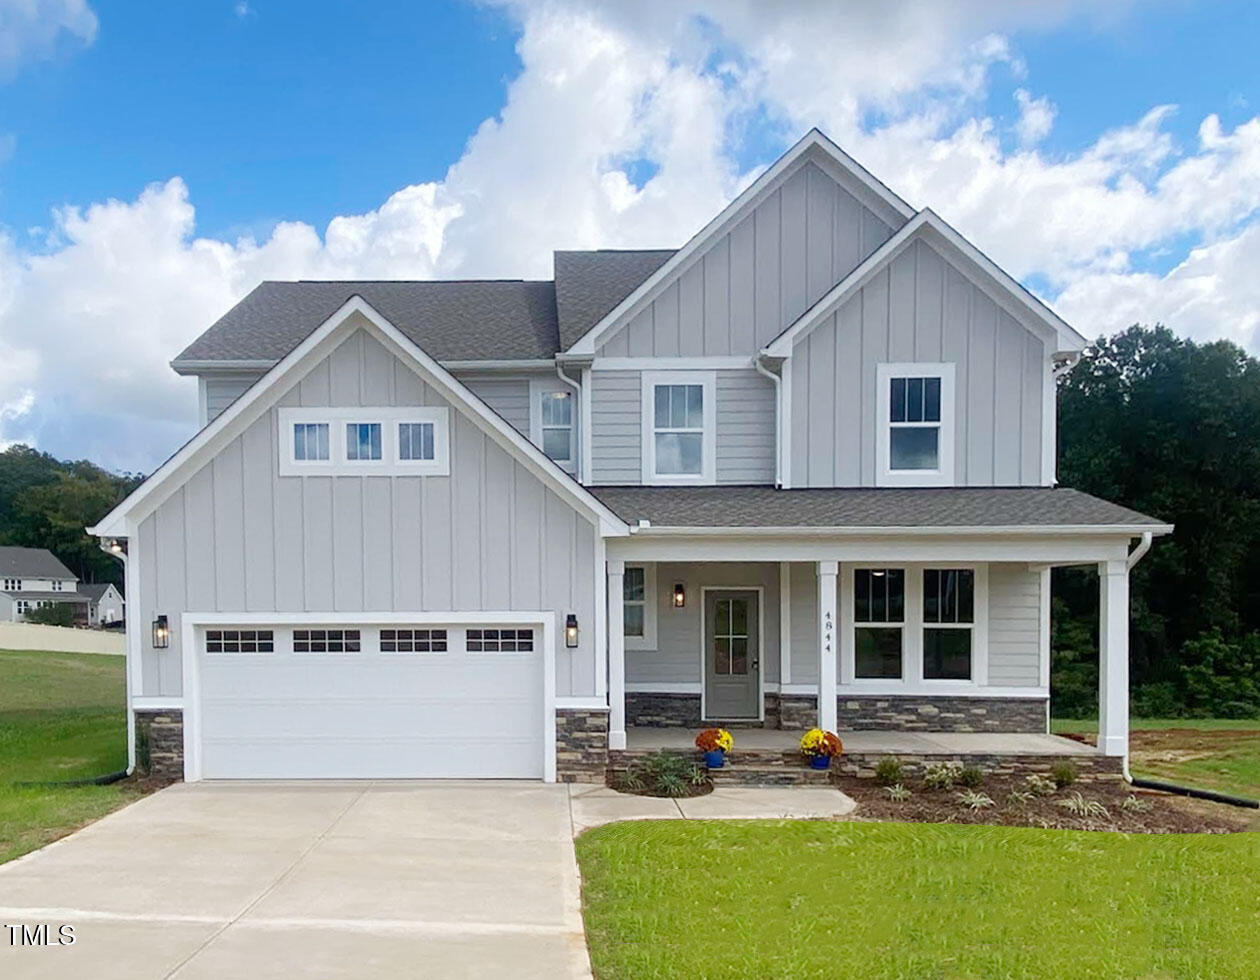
xmin=835 ymin=773 xmax=1257 ymax=833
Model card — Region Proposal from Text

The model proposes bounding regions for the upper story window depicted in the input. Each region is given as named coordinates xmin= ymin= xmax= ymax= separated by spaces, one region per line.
xmin=641 ymin=371 xmax=716 ymax=484
xmin=4 ymin=578 xmax=21 ymax=591
xmin=530 ymin=382 xmax=575 ymax=473
xmin=279 ymin=407 xmax=450 ymax=477
xmin=50 ymin=581 xmax=65 ymax=592
xmin=876 ymin=363 xmax=955 ymax=487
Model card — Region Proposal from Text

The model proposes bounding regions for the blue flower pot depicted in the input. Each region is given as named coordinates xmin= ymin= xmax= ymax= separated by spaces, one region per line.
xmin=703 ymin=749 xmax=726 ymax=769
xmin=809 ymin=754 xmax=831 ymax=770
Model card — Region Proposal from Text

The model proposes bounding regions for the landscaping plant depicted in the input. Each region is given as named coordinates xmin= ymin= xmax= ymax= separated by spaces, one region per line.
xmin=873 ymin=756 xmax=903 ymax=786
xmin=884 ymin=784 xmax=912 ymax=802
xmin=694 ymin=728 xmax=733 ymax=753
xmin=614 ymin=751 xmax=711 ymax=799
xmin=1024 ymin=773 xmax=1058 ymax=796
xmin=1050 ymin=760 xmax=1078 ymax=788
xmin=799 ymin=728 xmax=843 ymax=759
xmin=923 ymin=762 xmax=963 ymax=790
xmin=956 ymin=790 xmax=996 ymax=810
xmin=1057 ymin=792 xmax=1110 ymax=819
xmin=957 ymin=764 xmax=986 ymax=788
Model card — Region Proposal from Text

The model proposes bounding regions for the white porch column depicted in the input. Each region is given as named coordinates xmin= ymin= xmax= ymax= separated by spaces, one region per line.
xmin=817 ymin=560 xmax=838 ymax=732
xmin=607 ymin=559 xmax=627 ymax=751
xmin=1098 ymin=558 xmax=1130 ymax=759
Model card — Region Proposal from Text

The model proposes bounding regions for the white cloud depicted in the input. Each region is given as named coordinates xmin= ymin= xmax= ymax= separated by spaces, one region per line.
xmin=1 ymin=0 xmax=1258 ymax=471
xmin=0 ymin=0 xmax=97 ymax=76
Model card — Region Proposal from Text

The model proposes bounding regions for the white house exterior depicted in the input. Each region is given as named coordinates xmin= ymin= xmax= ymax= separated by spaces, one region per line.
xmin=91 ymin=130 xmax=1169 ymax=784
xmin=79 ymin=582 xmax=126 ymax=626
xmin=0 ymin=546 xmax=93 ymax=623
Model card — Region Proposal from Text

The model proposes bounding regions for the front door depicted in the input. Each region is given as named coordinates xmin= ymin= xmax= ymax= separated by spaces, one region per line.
xmin=704 ymin=590 xmax=760 ymax=720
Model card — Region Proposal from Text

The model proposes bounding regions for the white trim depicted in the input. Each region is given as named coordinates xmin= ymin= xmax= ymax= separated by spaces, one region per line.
xmin=594 ymin=533 xmax=607 ymax=699
xmin=625 ymin=682 xmax=703 ymax=694
xmin=132 ymin=696 xmax=185 ymax=710
xmin=196 ymin=376 xmax=208 ymax=428
xmin=623 ymin=562 xmax=657 ymax=651
xmin=593 ymin=356 xmax=751 ymax=371
xmin=556 ymin=697 xmax=610 ymax=710
xmin=528 ymin=378 xmax=577 ymax=475
xmin=761 ymin=209 xmax=1087 ymax=360
xmin=817 ymin=561 xmax=838 ymax=730
xmin=780 ymin=359 xmax=794 ymax=489
xmin=607 ymin=560 xmax=626 ymax=750
xmin=178 ymin=357 xmax=558 ymax=374
xmin=561 ymin=129 xmax=915 ymax=358
xmin=1039 ymin=566 xmax=1052 ymax=690
xmin=121 ymin=522 xmax=140 ymax=775
xmin=1098 ymin=558 xmax=1129 ymax=759
xmin=699 ymin=585 xmax=765 ymax=722
xmin=441 ymin=359 xmax=557 ymax=372
xmin=876 ymin=363 xmax=956 ymax=487
xmin=640 ymin=370 xmax=717 ymax=485
xmin=778 ymin=561 xmax=791 ymax=686
xmin=1041 ymin=359 xmax=1057 ymax=486
xmin=90 ymin=296 xmax=629 ymax=539
xmin=172 ymin=358 xmax=277 ymax=374
xmin=278 ymin=406 xmax=450 ymax=477
xmin=621 ymin=524 xmax=1173 ymax=538
xmin=180 ymin=610 xmax=557 ymax=783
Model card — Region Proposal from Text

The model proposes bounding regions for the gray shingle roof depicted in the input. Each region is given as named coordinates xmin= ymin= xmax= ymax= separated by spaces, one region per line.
xmin=2 ymin=590 xmax=90 ymax=603
xmin=174 ymin=280 xmax=562 ymax=364
xmin=554 ymin=249 xmax=676 ymax=350
xmin=0 ymin=546 xmax=76 ymax=579
xmin=588 ymin=486 xmax=1169 ymax=530
xmin=78 ymin=582 xmax=120 ymax=602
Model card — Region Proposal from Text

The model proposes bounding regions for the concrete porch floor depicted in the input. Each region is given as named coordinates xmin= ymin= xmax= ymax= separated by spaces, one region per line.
xmin=625 ymin=727 xmax=1100 ymax=757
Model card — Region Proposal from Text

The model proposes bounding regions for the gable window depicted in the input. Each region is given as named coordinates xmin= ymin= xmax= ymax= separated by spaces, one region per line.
xmin=3 ymin=579 xmax=20 ymax=591
xmin=279 ymin=408 xmax=450 ymax=476
xmin=346 ymin=422 xmax=383 ymax=461
xmin=641 ymin=372 xmax=716 ymax=484
xmin=923 ymin=569 xmax=974 ymax=680
xmin=876 ymin=363 xmax=955 ymax=486
xmin=293 ymin=423 xmax=330 ymax=461
xmin=854 ymin=568 xmax=904 ymax=679
xmin=51 ymin=581 xmax=65 ymax=592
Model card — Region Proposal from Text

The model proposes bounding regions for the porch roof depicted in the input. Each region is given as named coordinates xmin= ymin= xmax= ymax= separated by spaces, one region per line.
xmin=590 ymin=486 xmax=1170 ymax=534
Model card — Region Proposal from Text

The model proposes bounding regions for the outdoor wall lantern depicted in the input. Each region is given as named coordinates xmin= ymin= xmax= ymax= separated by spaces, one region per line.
xmin=564 ymin=614 xmax=579 ymax=648
xmin=152 ymin=615 xmax=170 ymax=649
xmin=673 ymin=582 xmax=686 ymax=608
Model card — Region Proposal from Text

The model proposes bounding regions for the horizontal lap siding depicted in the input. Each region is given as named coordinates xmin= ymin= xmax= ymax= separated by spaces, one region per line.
xmin=987 ymin=563 xmax=1041 ymax=687
xmin=716 ymin=371 xmax=776 ymax=484
xmin=590 ymin=372 xmax=641 ymax=484
xmin=136 ymin=325 xmax=598 ymax=700
xmin=205 ymin=375 xmax=262 ymax=423
xmin=458 ymin=376 xmax=531 ymax=437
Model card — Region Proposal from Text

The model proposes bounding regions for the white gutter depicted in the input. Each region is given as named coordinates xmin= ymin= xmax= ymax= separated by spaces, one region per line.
xmin=626 ymin=523 xmax=1175 ymax=538
xmin=1126 ymin=530 xmax=1153 ymax=571
xmin=753 ymin=356 xmax=784 ymax=487
xmin=554 ymin=363 xmax=583 ymax=478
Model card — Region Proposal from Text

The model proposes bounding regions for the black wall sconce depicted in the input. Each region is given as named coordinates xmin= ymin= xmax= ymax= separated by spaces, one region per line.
xmin=152 ymin=615 xmax=170 ymax=649
xmin=564 ymin=614 xmax=579 ymax=648
xmin=673 ymin=582 xmax=686 ymax=608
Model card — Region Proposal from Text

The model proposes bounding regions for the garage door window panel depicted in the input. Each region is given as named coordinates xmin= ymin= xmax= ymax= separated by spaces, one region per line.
xmin=466 ymin=628 xmax=535 ymax=653
xmin=206 ymin=629 xmax=275 ymax=654
xmin=293 ymin=629 xmax=361 ymax=653
xmin=380 ymin=628 xmax=448 ymax=653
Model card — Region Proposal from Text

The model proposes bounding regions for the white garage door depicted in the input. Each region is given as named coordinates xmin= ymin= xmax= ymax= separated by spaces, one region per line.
xmin=197 ymin=623 xmax=545 ymax=779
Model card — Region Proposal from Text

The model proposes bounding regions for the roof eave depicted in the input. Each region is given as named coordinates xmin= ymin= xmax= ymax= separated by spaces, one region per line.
xmin=626 ymin=523 xmax=1175 ymax=538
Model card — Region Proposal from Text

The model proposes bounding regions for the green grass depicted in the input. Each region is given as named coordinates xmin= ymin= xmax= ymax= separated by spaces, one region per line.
xmin=0 ymin=649 xmax=141 ymax=864
xmin=1051 ymin=717 xmax=1260 ymax=733
xmin=578 ymin=820 xmax=1260 ymax=980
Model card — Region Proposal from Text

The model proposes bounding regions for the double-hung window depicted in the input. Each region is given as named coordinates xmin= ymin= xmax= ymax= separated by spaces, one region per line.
xmin=530 ymin=383 xmax=576 ymax=473
xmin=641 ymin=372 xmax=715 ymax=484
xmin=876 ymin=363 xmax=954 ymax=486
xmin=622 ymin=563 xmax=657 ymax=649
xmin=853 ymin=569 xmax=905 ymax=679
xmin=923 ymin=569 xmax=975 ymax=680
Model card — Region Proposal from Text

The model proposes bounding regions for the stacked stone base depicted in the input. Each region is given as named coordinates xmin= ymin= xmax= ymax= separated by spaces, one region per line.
xmin=836 ymin=752 xmax=1123 ymax=782
xmin=134 ymin=709 xmax=184 ymax=780
xmin=836 ymin=696 xmax=1046 ymax=733
xmin=555 ymin=708 xmax=610 ymax=782
xmin=609 ymin=747 xmax=832 ymax=787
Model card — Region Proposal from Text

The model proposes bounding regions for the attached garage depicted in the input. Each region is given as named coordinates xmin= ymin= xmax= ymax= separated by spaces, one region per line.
xmin=186 ymin=616 xmax=554 ymax=780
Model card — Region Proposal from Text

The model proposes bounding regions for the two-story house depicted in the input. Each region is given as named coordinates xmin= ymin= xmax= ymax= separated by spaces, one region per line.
xmin=0 ymin=546 xmax=93 ymax=622
xmin=90 ymin=130 xmax=1169 ymax=783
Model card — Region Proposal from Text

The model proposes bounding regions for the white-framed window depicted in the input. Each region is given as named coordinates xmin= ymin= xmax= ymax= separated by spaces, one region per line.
xmin=293 ymin=628 xmax=361 ymax=653
xmin=466 ymin=628 xmax=534 ymax=653
xmin=278 ymin=407 xmax=450 ymax=476
xmin=623 ymin=563 xmax=658 ymax=650
xmin=843 ymin=563 xmax=989 ymax=691
xmin=51 ymin=580 xmax=65 ymax=592
xmin=875 ymin=363 xmax=955 ymax=486
xmin=529 ymin=381 xmax=576 ymax=474
xmin=3 ymin=579 xmax=21 ymax=591
xmin=205 ymin=629 xmax=275 ymax=654
xmin=15 ymin=599 xmax=29 ymax=615
xmin=641 ymin=371 xmax=716 ymax=484
xmin=380 ymin=628 xmax=447 ymax=653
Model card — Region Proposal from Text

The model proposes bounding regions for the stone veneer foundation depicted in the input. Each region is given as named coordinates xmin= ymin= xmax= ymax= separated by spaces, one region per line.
xmin=625 ymin=692 xmax=792 ymax=728
xmin=134 ymin=709 xmax=184 ymax=780
xmin=835 ymin=696 xmax=1047 ymax=733
xmin=555 ymin=708 xmax=610 ymax=782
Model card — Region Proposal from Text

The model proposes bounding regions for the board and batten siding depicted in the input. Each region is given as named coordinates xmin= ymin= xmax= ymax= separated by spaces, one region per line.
xmin=590 ymin=369 xmax=776 ymax=485
xmin=788 ymin=238 xmax=1048 ymax=488
xmin=135 ymin=327 xmax=599 ymax=700
xmin=596 ymin=161 xmax=896 ymax=358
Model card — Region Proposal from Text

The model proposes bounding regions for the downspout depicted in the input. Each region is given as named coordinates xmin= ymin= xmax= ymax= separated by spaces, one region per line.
xmin=97 ymin=537 xmax=134 ymax=775
xmin=555 ymin=362 xmax=582 ymax=478
xmin=754 ymin=355 xmax=784 ymax=488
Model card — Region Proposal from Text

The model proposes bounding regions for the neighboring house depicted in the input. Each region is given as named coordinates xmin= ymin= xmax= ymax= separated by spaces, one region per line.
xmin=0 ymin=546 xmax=92 ymax=622
xmin=90 ymin=129 xmax=1169 ymax=783
xmin=79 ymin=582 xmax=126 ymax=626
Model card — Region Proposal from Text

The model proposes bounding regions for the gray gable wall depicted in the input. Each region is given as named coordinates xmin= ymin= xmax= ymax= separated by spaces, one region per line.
xmin=595 ymin=161 xmax=897 ymax=357
xmin=135 ymin=327 xmax=599 ymax=700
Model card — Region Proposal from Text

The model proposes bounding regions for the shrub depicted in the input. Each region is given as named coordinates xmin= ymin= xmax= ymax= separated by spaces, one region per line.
xmin=956 ymin=790 xmax=995 ymax=810
xmin=1050 ymin=760 xmax=1078 ymax=788
xmin=1005 ymin=788 xmax=1034 ymax=808
xmin=614 ymin=751 xmax=709 ymax=798
xmin=1180 ymin=630 xmax=1260 ymax=718
xmin=923 ymin=762 xmax=962 ymax=790
xmin=1024 ymin=773 xmax=1057 ymax=797
xmin=1120 ymin=794 xmax=1152 ymax=813
xmin=873 ymin=757 xmax=904 ymax=786
xmin=957 ymin=764 xmax=986 ymax=788
xmin=23 ymin=602 xmax=75 ymax=627
xmin=884 ymin=784 xmax=911 ymax=802
xmin=1057 ymin=792 xmax=1110 ymax=819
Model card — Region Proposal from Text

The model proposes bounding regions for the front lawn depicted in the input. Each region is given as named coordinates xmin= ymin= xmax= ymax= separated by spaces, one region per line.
xmin=578 ymin=820 xmax=1260 ymax=980
xmin=1053 ymin=718 xmax=1260 ymax=800
xmin=0 ymin=649 xmax=141 ymax=863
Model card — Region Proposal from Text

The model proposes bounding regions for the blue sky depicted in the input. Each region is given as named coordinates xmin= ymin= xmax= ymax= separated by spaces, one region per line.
xmin=1 ymin=0 xmax=1258 ymax=471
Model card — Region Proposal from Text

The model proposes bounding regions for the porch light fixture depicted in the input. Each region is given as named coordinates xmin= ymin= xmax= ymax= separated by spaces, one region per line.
xmin=564 ymin=614 xmax=579 ymax=648
xmin=152 ymin=615 xmax=170 ymax=649
xmin=672 ymin=582 xmax=686 ymax=608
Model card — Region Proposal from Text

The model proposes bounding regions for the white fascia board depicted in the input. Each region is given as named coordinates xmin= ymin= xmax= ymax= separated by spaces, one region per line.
xmin=170 ymin=358 xmax=277 ymax=375
xmin=761 ymin=210 xmax=1088 ymax=359
xmin=174 ymin=357 xmax=557 ymax=375
xmin=91 ymin=296 xmax=630 ymax=539
xmin=560 ymin=129 xmax=916 ymax=359
xmin=625 ymin=523 xmax=1174 ymax=538
xmin=441 ymin=359 xmax=558 ymax=372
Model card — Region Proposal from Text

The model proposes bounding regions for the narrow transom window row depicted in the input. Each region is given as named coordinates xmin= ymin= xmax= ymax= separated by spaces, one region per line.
xmin=398 ymin=422 xmax=435 ymax=461
xmin=466 ymin=628 xmax=534 ymax=652
xmin=293 ymin=422 xmax=330 ymax=461
xmin=206 ymin=629 xmax=275 ymax=654
xmin=293 ymin=629 xmax=361 ymax=653
xmin=345 ymin=423 xmax=383 ymax=461
xmin=380 ymin=628 xmax=447 ymax=652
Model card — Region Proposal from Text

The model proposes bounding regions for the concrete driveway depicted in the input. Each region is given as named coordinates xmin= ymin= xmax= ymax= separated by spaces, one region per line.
xmin=0 ymin=782 xmax=591 ymax=979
